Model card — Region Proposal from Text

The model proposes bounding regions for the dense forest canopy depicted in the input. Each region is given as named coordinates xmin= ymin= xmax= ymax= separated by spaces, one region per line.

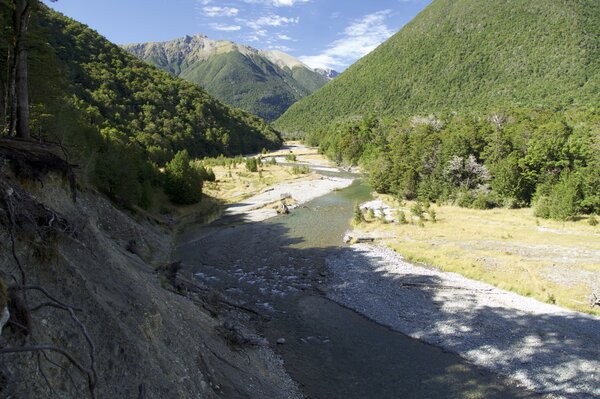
xmin=0 ymin=1 xmax=282 ymax=207
xmin=310 ymin=107 xmax=600 ymax=220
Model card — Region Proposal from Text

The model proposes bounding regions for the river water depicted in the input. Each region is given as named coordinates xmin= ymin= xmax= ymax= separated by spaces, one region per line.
xmin=176 ymin=176 xmax=540 ymax=398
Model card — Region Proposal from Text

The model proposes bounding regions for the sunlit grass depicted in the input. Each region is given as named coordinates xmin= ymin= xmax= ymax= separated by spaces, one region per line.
xmin=356 ymin=194 xmax=600 ymax=315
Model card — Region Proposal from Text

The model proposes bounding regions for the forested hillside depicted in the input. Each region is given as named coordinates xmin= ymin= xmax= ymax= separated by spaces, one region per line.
xmin=276 ymin=0 xmax=600 ymax=133
xmin=0 ymin=2 xmax=281 ymax=207
xmin=279 ymin=0 xmax=600 ymax=220
xmin=124 ymin=36 xmax=329 ymax=121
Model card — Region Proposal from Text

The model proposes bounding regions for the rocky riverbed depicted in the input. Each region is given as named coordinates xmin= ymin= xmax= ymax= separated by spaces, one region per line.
xmin=326 ymin=243 xmax=600 ymax=399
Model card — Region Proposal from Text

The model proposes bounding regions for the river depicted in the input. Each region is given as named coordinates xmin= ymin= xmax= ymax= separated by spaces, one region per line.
xmin=176 ymin=173 xmax=540 ymax=398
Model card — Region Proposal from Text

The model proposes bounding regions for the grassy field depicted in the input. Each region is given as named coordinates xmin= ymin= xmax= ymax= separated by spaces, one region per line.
xmin=355 ymin=194 xmax=600 ymax=315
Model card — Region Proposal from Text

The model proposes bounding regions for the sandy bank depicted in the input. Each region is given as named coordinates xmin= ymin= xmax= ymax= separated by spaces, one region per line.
xmin=223 ymin=175 xmax=353 ymax=222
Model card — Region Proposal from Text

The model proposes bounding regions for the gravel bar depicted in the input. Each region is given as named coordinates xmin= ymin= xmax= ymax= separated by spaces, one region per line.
xmin=326 ymin=243 xmax=600 ymax=399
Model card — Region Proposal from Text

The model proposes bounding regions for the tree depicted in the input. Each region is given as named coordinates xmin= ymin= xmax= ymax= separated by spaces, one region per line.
xmin=164 ymin=150 xmax=203 ymax=205
xmin=4 ymin=0 xmax=57 ymax=139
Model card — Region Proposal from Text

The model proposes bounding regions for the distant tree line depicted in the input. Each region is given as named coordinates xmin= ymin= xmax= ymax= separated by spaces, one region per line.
xmin=309 ymin=108 xmax=600 ymax=220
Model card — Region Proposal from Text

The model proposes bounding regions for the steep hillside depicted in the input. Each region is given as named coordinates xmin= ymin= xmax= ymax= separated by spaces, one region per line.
xmin=1 ymin=4 xmax=282 ymax=208
xmin=123 ymin=35 xmax=330 ymax=121
xmin=276 ymin=0 xmax=600 ymax=133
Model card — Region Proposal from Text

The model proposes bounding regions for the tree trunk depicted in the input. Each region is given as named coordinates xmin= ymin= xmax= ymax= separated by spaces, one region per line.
xmin=12 ymin=0 xmax=30 ymax=140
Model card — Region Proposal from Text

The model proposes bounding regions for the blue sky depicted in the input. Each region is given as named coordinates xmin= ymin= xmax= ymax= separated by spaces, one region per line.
xmin=43 ymin=0 xmax=431 ymax=71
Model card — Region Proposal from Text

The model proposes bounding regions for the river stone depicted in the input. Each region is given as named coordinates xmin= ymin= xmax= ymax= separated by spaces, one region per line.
xmin=276 ymin=338 xmax=286 ymax=345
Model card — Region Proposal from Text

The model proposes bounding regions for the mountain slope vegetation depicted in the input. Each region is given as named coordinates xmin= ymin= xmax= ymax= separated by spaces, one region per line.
xmin=123 ymin=36 xmax=330 ymax=121
xmin=276 ymin=0 xmax=600 ymax=133
xmin=0 ymin=3 xmax=281 ymax=207
xmin=276 ymin=0 xmax=600 ymax=220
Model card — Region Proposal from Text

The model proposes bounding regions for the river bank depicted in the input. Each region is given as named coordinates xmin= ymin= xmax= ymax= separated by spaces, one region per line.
xmin=176 ymin=157 xmax=541 ymax=398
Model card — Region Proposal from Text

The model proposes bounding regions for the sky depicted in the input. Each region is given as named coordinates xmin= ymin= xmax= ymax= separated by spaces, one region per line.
xmin=42 ymin=0 xmax=431 ymax=71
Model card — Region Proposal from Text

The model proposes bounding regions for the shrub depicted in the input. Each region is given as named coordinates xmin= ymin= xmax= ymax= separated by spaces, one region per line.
xmin=534 ymin=171 xmax=581 ymax=221
xmin=291 ymin=166 xmax=310 ymax=175
xmin=245 ymin=157 xmax=259 ymax=172
xmin=472 ymin=191 xmax=496 ymax=210
xmin=164 ymin=150 xmax=203 ymax=205
xmin=589 ymin=215 xmax=599 ymax=226
xmin=427 ymin=208 xmax=437 ymax=223
xmin=353 ymin=203 xmax=364 ymax=224
xmin=396 ymin=210 xmax=408 ymax=224
xmin=285 ymin=153 xmax=297 ymax=162
xmin=410 ymin=202 xmax=424 ymax=218
xmin=367 ymin=208 xmax=375 ymax=220
xmin=456 ymin=189 xmax=476 ymax=208
xmin=378 ymin=207 xmax=387 ymax=223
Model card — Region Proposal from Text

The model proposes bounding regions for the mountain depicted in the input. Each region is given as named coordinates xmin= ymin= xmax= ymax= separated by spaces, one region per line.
xmin=314 ymin=68 xmax=340 ymax=80
xmin=123 ymin=35 xmax=330 ymax=121
xmin=275 ymin=0 xmax=600 ymax=133
xmin=2 ymin=5 xmax=281 ymax=208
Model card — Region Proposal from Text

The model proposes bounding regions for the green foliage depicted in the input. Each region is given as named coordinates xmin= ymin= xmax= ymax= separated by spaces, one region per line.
xmin=276 ymin=0 xmax=600 ymax=134
xmin=285 ymin=153 xmax=297 ymax=162
xmin=427 ymin=208 xmax=437 ymax=223
xmin=353 ymin=203 xmax=364 ymax=224
xmin=396 ymin=210 xmax=408 ymax=224
xmin=245 ymin=157 xmax=259 ymax=172
xmin=291 ymin=165 xmax=309 ymax=175
xmin=164 ymin=150 xmax=203 ymax=205
xmin=0 ymin=5 xmax=283 ymax=208
xmin=299 ymin=107 xmax=600 ymax=220
xmin=124 ymin=38 xmax=329 ymax=122
xmin=589 ymin=215 xmax=599 ymax=226
xmin=367 ymin=208 xmax=375 ymax=220
xmin=534 ymin=171 xmax=582 ymax=221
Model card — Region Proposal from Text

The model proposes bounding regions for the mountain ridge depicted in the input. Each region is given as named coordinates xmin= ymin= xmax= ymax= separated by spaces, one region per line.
xmin=123 ymin=35 xmax=335 ymax=121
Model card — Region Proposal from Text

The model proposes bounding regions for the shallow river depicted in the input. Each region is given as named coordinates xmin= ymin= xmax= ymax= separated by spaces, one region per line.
xmin=176 ymin=177 xmax=540 ymax=398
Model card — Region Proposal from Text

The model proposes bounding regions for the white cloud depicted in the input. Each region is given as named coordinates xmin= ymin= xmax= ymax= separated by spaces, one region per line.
xmin=301 ymin=10 xmax=395 ymax=70
xmin=203 ymin=6 xmax=239 ymax=17
xmin=248 ymin=15 xmax=299 ymax=29
xmin=210 ymin=23 xmax=242 ymax=31
xmin=243 ymin=0 xmax=309 ymax=7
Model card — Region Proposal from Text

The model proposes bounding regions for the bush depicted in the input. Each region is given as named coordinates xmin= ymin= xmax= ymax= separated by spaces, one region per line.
xmin=427 ymin=208 xmax=437 ymax=223
xmin=164 ymin=150 xmax=203 ymax=205
xmin=245 ymin=157 xmax=259 ymax=172
xmin=353 ymin=203 xmax=364 ymax=224
xmin=455 ymin=189 xmax=476 ymax=208
xmin=472 ymin=191 xmax=498 ymax=210
xmin=534 ymin=171 xmax=581 ymax=221
xmin=589 ymin=215 xmax=599 ymax=226
xmin=367 ymin=208 xmax=375 ymax=220
xmin=291 ymin=166 xmax=310 ymax=175
xmin=285 ymin=153 xmax=297 ymax=162
xmin=396 ymin=210 xmax=408 ymax=224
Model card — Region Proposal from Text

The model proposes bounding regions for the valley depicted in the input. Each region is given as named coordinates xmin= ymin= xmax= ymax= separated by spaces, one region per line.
xmin=0 ymin=0 xmax=599 ymax=398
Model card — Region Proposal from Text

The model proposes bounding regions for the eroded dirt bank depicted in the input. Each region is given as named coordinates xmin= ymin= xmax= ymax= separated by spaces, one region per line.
xmin=0 ymin=165 xmax=301 ymax=398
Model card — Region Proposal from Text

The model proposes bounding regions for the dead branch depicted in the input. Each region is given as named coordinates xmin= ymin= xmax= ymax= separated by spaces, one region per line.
xmin=0 ymin=345 xmax=95 ymax=398
xmin=11 ymin=285 xmax=81 ymax=311
xmin=37 ymin=352 xmax=59 ymax=398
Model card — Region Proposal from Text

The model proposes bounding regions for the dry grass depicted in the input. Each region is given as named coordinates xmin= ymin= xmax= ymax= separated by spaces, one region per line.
xmin=158 ymin=143 xmax=329 ymax=224
xmin=356 ymin=194 xmax=600 ymax=315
